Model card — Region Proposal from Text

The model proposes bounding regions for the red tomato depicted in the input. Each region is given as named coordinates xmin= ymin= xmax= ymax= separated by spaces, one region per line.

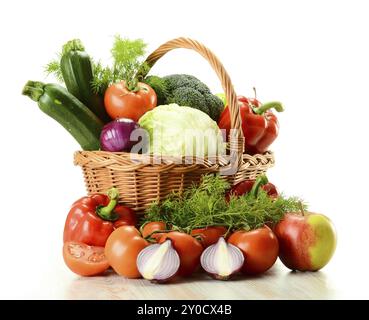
xmin=63 ymin=241 xmax=110 ymax=276
xmin=159 ymin=232 xmax=203 ymax=277
xmin=228 ymin=226 xmax=279 ymax=275
xmin=104 ymin=81 xmax=157 ymax=122
xmin=141 ymin=221 xmax=167 ymax=241
xmin=104 ymin=226 xmax=148 ymax=278
xmin=191 ymin=226 xmax=227 ymax=247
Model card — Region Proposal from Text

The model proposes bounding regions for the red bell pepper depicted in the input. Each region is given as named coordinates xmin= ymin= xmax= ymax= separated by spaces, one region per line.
xmin=226 ymin=175 xmax=278 ymax=200
xmin=63 ymin=188 xmax=137 ymax=247
xmin=218 ymin=95 xmax=284 ymax=155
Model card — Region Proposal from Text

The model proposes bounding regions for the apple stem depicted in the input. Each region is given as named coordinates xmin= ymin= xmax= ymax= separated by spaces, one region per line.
xmin=299 ymin=202 xmax=305 ymax=216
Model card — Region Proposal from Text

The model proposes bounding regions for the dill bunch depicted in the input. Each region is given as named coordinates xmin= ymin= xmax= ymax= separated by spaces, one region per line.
xmin=144 ymin=175 xmax=306 ymax=232
xmin=91 ymin=35 xmax=150 ymax=94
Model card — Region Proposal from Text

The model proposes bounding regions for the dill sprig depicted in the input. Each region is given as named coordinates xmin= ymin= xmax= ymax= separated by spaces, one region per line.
xmin=143 ymin=175 xmax=306 ymax=232
xmin=91 ymin=35 xmax=150 ymax=93
xmin=45 ymin=59 xmax=63 ymax=82
xmin=90 ymin=61 xmax=113 ymax=96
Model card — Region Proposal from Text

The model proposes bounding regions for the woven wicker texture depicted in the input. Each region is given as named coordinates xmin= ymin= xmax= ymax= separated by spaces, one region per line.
xmin=74 ymin=38 xmax=275 ymax=212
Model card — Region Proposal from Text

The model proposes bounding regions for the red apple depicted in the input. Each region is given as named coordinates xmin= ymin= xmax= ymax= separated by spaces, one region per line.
xmin=274 ymin=212 xmax=337 ymax=271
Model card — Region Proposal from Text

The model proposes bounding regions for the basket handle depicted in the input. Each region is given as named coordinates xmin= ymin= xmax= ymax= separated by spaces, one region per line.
xmin=141 ymin=37 xmax=244 ymax=173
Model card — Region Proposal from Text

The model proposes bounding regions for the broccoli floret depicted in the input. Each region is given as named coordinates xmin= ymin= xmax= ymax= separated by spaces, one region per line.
xmin=162 ymin=74 xmax=222 ymax=121
xmin=204 ymin=94 xmax=224 ymax=121
xmin=144 ymin=74 xmax=223 ymax=121
xmin=168 ymin=87 xmax=211 ymax=116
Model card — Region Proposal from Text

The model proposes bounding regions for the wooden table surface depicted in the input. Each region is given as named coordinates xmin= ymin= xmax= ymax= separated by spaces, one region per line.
xmin=65 ymin=262 xmax=337 ymax=300
xmin=64 ymin=259 xmax=347 ymax=300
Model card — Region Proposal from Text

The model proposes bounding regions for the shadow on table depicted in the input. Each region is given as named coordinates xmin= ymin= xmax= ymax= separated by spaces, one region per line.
xmin=171 ymin=267 xmax=279 ymax=284
xmin=279 ymin=269 xmax=336 ymax=299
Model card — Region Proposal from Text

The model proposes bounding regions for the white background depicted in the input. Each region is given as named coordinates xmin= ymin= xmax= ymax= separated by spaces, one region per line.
xmin=0 ymin=0 xmax=368 ymax=299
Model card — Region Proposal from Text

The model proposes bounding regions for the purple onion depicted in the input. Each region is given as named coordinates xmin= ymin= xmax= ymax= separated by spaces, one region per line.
xmin=200 ymin=237 xmax=244 ymax=280
xmin=100 ymin=118 xmax=139 ymax=152
xmin=136 ymin=240 xmax=180 ymax=283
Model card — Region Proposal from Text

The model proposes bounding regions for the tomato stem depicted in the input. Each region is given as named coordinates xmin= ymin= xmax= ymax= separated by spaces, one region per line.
xmin=250 ymin=175 xmax=269 ymax=198
xmin=126 ymin=77 xmax=139 ymax=92
xmin=192 ymin=234 xmax=204 ymax=242
xmin=139 ymin=221 xmax=149 ymax=235
xmin=144 ymin=229 xmax=172 ymax=240
xmin=189 ymin=223 xmax=227 ymax=230
xmin=96 ymin=188 xmax=120 ymax=221
xmin=253 ymin=101 xmax=284 ymax=115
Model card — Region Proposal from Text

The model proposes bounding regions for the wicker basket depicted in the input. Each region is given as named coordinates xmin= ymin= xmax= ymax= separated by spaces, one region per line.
xmin=74 ymin=37 xmax=275 ymax=212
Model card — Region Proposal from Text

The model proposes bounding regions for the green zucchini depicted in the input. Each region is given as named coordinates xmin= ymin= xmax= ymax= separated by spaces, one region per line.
xmin=22 ymin=81 xmax=103 ymax=151
xmin=60 ymin=39 xmax=110 ymax=123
